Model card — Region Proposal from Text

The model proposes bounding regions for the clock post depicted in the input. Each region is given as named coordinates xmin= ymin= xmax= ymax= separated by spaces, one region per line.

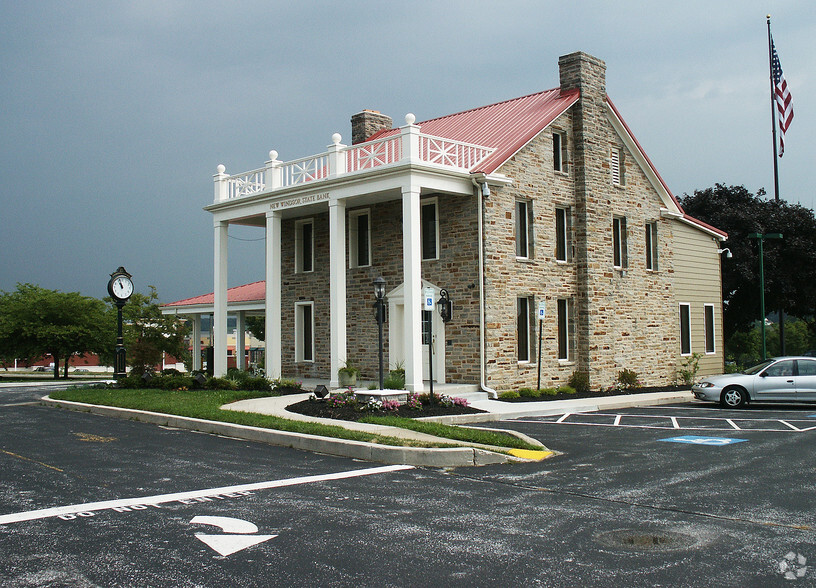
xmin=107 ymin=267 xmax=133 ymax=379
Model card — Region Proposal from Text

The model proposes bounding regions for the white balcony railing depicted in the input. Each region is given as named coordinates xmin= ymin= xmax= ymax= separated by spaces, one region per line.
xmin=214 ymin=114 xmax=495 ymax=202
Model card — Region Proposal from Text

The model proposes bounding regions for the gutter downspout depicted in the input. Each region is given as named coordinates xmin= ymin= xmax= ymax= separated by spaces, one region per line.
xmin=473 ymin=175 xmax=498 ymax=399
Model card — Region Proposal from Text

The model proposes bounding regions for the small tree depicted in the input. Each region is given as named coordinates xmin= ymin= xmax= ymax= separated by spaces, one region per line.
xmin=0 ymin=284 xmax=108 ymax=378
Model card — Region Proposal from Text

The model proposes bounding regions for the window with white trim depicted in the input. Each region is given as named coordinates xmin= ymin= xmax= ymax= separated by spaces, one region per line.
xmin=645 ymin=222 xmax=658 ymax=271
xmin=553 ymin=131 xmax=567 ymax=173
xmin=611 ymin=147 xmax=625 ymax=186
xmin=679 ymin=303 xmax=691 ymax=356
xmin=557 ymin=298 xmax=575 ymax=361
xmin=295 ymin=301 xmax=314 ymax=363
xmin=704 ymin=304 xmax=715 ymax=354
xmin=295 ymin=219 xmax=314 ymax=273
xmin=421 ymin=199 xmax=438 ymax=261
xmin=516 ymin=200 xmax=534 ymax=259
xmin=612 ymin=216 xmax=628 ymax=268
xmin=348 ymin=209 xmax=371 ymax=268
xmin=555 ymin=206 xmax=571 ymax=262
xmin=517 ymin=297 xmax=534 ymax=363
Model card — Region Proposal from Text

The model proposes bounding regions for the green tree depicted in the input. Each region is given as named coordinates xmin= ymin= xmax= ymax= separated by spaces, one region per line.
xmin=0 ymin=284 xmax=108 ymax=378
xmin=100 ymin=286 xmax=190 ymax=376
xmin=245 ymin=315 xmax=265 ymax=341
xmin=680 ymin=184 xmax=816 ymax=340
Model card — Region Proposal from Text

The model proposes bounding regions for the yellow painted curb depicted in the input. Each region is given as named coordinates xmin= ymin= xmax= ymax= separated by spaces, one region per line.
xmin=508 ymin=448 xmax=554 ymax=461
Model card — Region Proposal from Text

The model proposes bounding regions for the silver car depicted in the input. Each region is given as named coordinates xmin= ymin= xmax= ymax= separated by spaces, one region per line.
xmin=692 ymin=356 xmax=816 ymax=408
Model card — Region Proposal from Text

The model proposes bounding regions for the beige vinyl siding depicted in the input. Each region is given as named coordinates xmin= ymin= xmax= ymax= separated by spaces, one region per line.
xmin=672 ymin=221 xmax=724 ymax=377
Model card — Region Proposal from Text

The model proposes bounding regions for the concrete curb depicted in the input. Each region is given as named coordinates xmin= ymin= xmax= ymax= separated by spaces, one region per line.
xmin=41 ymin=397 xmax=516 ymax=468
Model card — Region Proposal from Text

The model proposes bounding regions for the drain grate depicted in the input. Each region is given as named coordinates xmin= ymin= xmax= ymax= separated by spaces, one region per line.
xmin=595 ymin=529 xmax=697 ymax=552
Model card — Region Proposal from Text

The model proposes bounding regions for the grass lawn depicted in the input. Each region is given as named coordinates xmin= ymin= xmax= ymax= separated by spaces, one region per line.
xmin=48 ymin=387 xmax=539 ymax=451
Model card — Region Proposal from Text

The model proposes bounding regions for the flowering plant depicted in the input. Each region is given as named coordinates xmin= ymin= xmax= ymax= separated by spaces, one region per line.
xmin=381 ymin=399 xmax=401 ymax=411
xmin=405 ymin=392 xmax=422 ymax=410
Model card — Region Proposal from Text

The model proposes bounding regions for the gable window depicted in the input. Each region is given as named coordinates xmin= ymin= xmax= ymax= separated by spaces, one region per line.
xmin=295 ymin=219 xmax=314 ymax=273
xmin=349 ymin=209 xmax=371 ymax=268
xmin=679 ymin=303 xmax=691 ymax=355
xmin=612 ymin=216 xmax=628 ymax=268
xmin=295 ymin=301 xmax=314 ymax=363
xmin=553 ymin=131 xmax=567 ymax=173
xmin=517 ymin=297 xmax=534 ymax=362
xmin=611 ymin=147 xmax=625 ymax=186
xmin=645 ymin=222 xmax=658 ymax=270
xmin=704 ymin=304 xmax=715 ymax=354
xmin=421 ymin=200 xmax=438 ymax=261
xmin=555 ymin=206 xmax=571 ymax=262
xmin=557 ymin=298 xmax=575 ymax=361
xmin=516 ymin=200 xmax=534 ymax=259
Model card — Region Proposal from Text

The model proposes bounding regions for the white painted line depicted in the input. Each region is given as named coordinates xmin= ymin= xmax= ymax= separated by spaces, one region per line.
xmin=556 ymin=413 xmax=571 ymax=423
xmin=0 ymin=464 xmax=414 ymax=526
xmin=613 ymin=415 xmax=622 ymax=426
xmin=726 ymin=419 xmax=740 ymax=430
xmin=779 ymin=420 xmax=801 ymax=431
xmin=670 ymin=417 xmax=679 ymax=429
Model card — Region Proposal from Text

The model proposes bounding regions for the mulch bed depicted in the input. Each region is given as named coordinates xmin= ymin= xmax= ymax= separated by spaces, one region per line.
xmin=500 ymin=385 xmax=689 ymax=402
xmin=286 ymin=398 xmax=484 ymax=422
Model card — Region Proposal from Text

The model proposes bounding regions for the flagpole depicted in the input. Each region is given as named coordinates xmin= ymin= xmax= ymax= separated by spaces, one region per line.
xmin=766 ymin=15 xmax=785 ymax=355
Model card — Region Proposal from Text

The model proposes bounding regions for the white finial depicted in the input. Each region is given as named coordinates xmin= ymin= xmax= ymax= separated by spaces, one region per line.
xmin=216 ymin=164 xmax=226 ymax=174
xmin=405 ymin=113 xmax=416 ymax=125
xmin=332 ymin=133 xmax=342 ymax=145
xmin=269 ymin=150 xmax=278 ymax=161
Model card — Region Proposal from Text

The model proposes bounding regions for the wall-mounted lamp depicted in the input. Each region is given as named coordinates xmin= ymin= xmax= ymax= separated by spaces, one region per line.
xmin=718 ymin=248 xmax=733 ymax=259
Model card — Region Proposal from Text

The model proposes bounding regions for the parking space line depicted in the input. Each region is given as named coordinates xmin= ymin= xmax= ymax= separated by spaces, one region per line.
xmin=726 ymin=419 xmax=740 ymax=430
xmin=613 ymin=415 xmax=622 ymax=426
xmin=779 ymin=420 xmax=801 ymax=431
xmin=556 ymin=413 xmax=571 ymax=423
xmin=0 ymin=464 xmax=414 ymax=526
xmin=670 ymin=417 xmax=679 ymax=429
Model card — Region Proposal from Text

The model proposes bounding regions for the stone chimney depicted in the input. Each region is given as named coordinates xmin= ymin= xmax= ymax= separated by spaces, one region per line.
xmin=350 ymin=110 xmax=393 ymax=144
xmin=558 ymin=51 xmax=606 ymax=98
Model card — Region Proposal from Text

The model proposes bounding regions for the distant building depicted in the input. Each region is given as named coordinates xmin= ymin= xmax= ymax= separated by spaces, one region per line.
xmin=164 ymin=51 xmax=727 ymax=392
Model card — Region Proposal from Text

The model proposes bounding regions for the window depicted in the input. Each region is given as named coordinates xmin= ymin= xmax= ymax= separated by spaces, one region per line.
xmin=679 ymin=303 xmax=691 ymax=355
xmin=349 ymin=209 xmax=371 ymax=268
xmin=553 ymin=131 xmax=567 ymax=172
xmin=612 ymin=216 xmax=627 ymax=268
xmin=555 ymin=206 xmax=571 ymax=262
xmin=645 ymin=222 xmax=658 ymax=270
xmin=704 ymin=304 xmax=715 ymax=354
xmin=557 ymin=298 xmax=575 ymax=361
xmin=798 ymin=359 xmax=816 ymax=376
xmin=611 ymin=147 xmax=624 ymax=185
xmin=516 ymin=200 xmax=533 ymax=259
xmin=765 ymin=360 xmax=794 ymax=377
xmin=295 ymin=219 xmax=314 ymax=273
xmin=295 ymin=302 xmax=314 ymax=362
xmin=421 ymin=200 xmax=438 ymax=260
xmin=517 ymin=297 xmax=534 ymax=362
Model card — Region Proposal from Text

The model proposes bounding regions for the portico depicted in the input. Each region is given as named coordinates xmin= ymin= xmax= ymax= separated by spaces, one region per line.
xmin=206 ymin=114 xmax=496 ymax=390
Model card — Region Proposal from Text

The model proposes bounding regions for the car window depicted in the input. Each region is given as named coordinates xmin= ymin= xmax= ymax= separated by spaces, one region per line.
xmin=763 ymin=360 xmax=795 ymax=377
xmin=744 ymin=360 xmax=774 ymax=375
xmin=797 ymin=359 xmax=816 ymax=376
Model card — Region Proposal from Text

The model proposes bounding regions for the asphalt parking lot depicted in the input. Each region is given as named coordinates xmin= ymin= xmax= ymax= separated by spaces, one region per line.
xmin=1 ymin=388 xmax=814 ymax=586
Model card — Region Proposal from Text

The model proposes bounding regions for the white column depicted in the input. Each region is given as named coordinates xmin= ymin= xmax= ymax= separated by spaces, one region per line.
xmin=329 ymin=199 xmax=347 ymax=388
xmin=265 ymin=211 xmax=282 ymax=380
xmin=236 ymin=311 xmax=246 ymax=371
xmin=191 ymin=314 xmax=202 ymax=372
xmin=402 ymin=185 xmax=424 ymax=392
xmin=213 ymin=221 xmax=229 ymax=377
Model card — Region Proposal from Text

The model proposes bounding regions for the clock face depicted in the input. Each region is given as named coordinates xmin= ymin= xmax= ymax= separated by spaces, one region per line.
xmin=111 ymin=276 xmax=133 ymax=300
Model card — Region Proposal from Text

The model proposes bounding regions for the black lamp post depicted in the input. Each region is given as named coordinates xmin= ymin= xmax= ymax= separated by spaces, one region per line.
xmin=373 ymin=276 xmax=386 ymax=390
xmin=748 ymin=232 xmax=782 ymax=360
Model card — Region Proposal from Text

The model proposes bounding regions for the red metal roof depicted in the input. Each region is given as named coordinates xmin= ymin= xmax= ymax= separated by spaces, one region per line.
xmin=369 ymin=88 xmax=580 ymax=174
xmin=163 ymin=280 xmax=265 ymax=307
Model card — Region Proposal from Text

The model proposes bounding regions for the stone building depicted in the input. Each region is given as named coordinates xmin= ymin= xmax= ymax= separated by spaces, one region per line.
xmin=166 ymin=51 xmax=727 ymax=393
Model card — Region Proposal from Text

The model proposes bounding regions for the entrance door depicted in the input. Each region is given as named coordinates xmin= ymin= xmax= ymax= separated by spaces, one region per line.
xmin=387 ymin=282 xmax=445 ymax=385
xmin=421 ymin=310 xmax=433 ymax=381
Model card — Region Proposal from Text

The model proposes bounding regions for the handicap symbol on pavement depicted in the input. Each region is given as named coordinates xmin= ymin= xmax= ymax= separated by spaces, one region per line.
xmin=659 ymin=435 xmax=747 ymax=446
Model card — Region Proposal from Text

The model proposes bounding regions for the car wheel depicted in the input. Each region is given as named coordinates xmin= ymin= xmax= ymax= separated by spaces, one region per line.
xmin=721 ymin=387 xmax=748 ymax=408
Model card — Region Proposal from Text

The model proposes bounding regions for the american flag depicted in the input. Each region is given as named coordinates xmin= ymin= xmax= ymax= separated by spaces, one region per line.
xmin=771 ymin=38 xmax=794 ymax=156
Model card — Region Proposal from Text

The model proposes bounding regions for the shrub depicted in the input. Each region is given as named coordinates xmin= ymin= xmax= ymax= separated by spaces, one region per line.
xmin=162 ymin=375 xmax=196 ymax=391
xmin=568 ymin=371 xmax=590 ymax=394
xmin=557 ymin=385 xmax=576 ymax=395
xmin=271 ymin=378 xmax=303 ymax=394
xmin=677 ymin=352 xmax=701 ymax=386
xmin=616 ymin=368 xmax=641 ymax=390
xmin=206 ymin=377 xmax=237 ymax=390
xmin=519 ymin=387 xmax=541 ymax=398
xmin=405 ymin=392 xmax=422 ymax=410
xmin=541 ymin=387 xmax=558 ymax=396
xmin=383 ymin=370 xmax=406 ymax=390
xmin=499 ymin=390 xmax=520 ymax=400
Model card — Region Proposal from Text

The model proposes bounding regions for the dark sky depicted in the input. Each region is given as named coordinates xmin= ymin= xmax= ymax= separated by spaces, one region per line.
xmin=1 ymin=1 xmax=812 ymax=303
